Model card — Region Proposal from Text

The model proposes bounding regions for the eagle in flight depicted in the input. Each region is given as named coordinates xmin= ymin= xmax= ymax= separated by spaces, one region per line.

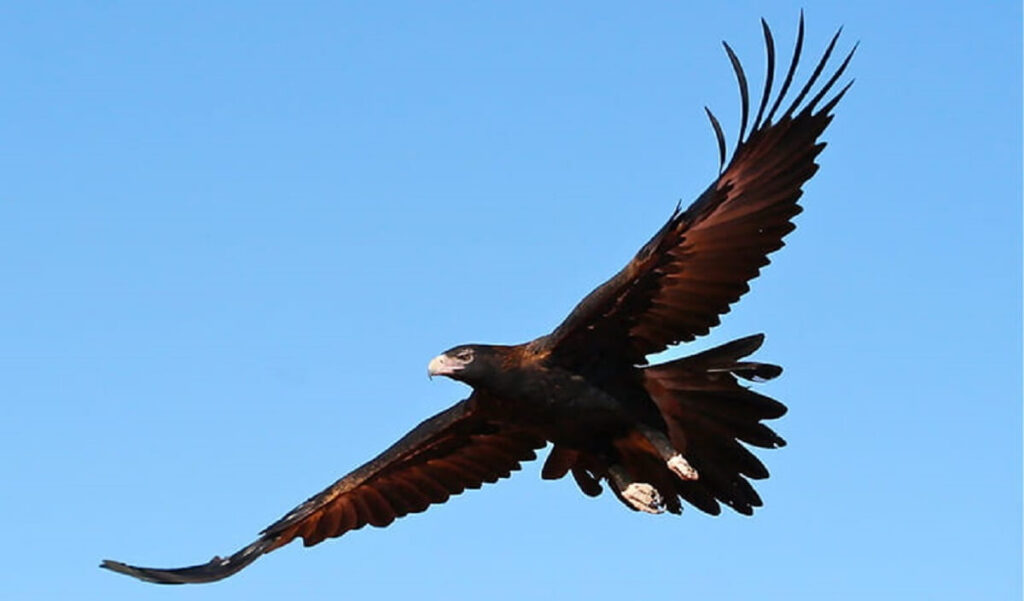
xmin=103 ymin=14 xmax=855 ymax=584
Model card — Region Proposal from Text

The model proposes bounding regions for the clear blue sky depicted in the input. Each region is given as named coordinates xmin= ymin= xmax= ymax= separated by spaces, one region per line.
xmin=2 ymin=2 xmax=1019 ymax=600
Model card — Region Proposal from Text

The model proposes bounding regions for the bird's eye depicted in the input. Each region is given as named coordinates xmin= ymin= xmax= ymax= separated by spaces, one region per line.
xmin=456 ymin=349 xmax=474 ymax=362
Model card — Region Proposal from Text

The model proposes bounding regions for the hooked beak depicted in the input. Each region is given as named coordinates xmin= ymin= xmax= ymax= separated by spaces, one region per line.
xmin=427 ymin=354 xmax=453 ymax=379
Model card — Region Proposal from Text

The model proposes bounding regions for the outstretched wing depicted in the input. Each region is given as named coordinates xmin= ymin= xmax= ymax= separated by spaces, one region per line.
xmin=531 ymin=15 xmax=855 ymax=367
xmin=101 ymin=395 xmax=544 ymax=584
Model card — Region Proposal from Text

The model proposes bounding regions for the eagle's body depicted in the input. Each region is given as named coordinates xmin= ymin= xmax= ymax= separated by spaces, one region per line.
xmin=103 ymin=15 xmax=855 ymax=585
xmin=453 ymin=345 xmax=647 ymax=447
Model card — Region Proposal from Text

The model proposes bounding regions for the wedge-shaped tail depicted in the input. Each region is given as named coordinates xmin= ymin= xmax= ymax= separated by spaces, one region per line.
xmin=643 ymin=334 xmax=786 ymax=516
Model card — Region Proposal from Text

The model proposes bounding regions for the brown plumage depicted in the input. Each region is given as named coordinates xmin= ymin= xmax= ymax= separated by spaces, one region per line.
xmin=102 ymin=14 xmax=854 ymax=584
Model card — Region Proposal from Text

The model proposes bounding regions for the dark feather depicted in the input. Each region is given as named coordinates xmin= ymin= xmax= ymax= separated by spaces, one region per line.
xmin=751 ymin=19 xmax=776 ymax=132
xmin=765 ymin=12 xmax=805 ymax=125
xmin=722 ymin=41 xmax=750 ymax=146
xmin=705 ymin=107 xmax=727 ymax=171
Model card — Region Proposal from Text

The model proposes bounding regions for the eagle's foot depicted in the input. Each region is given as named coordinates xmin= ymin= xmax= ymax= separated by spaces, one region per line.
xmin=622 ymin=482 xmax=665 ymax=514
xmin=667 ymin=454 xmax=699 ymax=481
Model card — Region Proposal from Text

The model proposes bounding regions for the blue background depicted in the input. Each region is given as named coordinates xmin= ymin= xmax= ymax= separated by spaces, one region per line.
xmin=2 ymin=2 xmax=1019 ymax=599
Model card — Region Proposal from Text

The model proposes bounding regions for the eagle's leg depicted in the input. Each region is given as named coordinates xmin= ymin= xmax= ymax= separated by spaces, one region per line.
xmin=638 ymin=425 xmax=699 ymax=481
xmin=607 ymin=465 xmax=664 ymax=514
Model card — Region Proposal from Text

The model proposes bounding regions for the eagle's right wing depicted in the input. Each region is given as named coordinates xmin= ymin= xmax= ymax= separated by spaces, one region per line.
xmin=532 ymin=15 xmax=855 ymax=369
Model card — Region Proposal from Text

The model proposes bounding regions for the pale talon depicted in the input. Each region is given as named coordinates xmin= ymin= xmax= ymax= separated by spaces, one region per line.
xmin=622 ymin=483 xmax=665 ymax=514
xmin=667 ymin=454 xmax=699 ymax=481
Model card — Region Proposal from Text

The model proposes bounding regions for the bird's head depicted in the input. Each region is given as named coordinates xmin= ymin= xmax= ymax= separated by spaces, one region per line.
xmin=427 ymin=344 xmax=502 ymax=386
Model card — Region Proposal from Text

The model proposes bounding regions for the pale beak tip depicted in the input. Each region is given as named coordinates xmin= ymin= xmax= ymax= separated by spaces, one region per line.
xmin=427 ymin=355 xmax=446 ymax=379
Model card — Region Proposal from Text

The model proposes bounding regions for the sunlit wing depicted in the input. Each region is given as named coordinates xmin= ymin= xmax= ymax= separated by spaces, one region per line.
xmin=101 ymin=395 xmax=545 ymax=584
xmin=532 ymin=15 xmax=856 ymax=367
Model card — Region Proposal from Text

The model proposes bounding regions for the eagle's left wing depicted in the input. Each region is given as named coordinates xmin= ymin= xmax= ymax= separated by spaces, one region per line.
xmin=102 ymin=394 xmax=544 ymax=584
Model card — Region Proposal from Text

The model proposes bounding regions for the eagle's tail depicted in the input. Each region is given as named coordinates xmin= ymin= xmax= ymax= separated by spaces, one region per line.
xmin=640 ymin=333 xmax=787 ymax=515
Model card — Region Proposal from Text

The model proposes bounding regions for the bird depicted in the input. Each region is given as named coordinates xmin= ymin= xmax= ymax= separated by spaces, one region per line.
xmin=102 ymin=14 xmax=855 ymax=585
